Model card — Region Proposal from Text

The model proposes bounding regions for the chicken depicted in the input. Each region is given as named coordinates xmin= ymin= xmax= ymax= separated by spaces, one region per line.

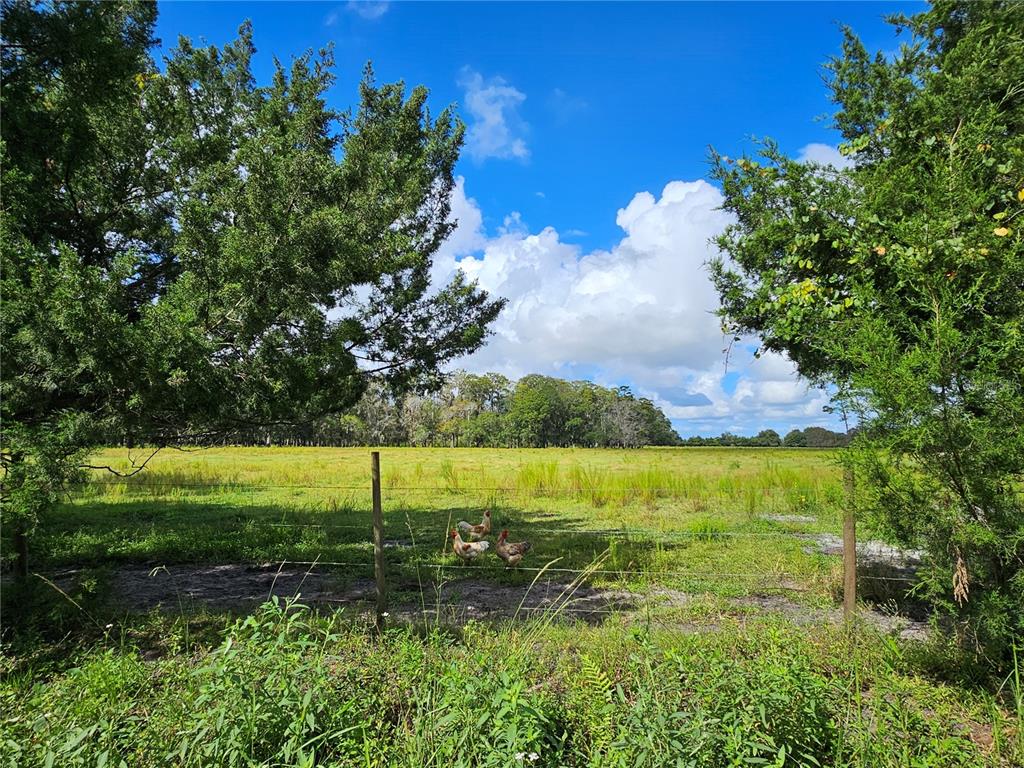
xmin=456 ymin=509 xmax=491 ymax=541
xmin=450 ymin=529 xmax=490 ymax=562
xmin=495 ymin=529 xmax=531 ymax=568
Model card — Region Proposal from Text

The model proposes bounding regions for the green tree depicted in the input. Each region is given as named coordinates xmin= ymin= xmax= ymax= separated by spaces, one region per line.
xmin=506 ymin=375 xmax=566 ymax=447
xmin=802 ymin=427 xmax=849 ymax=449
xmin=783 ymin=429 xmax=808 ymax=448
xmin=754 ymin=429 xmax=782 ymax=447
xmin=1 ymin=2 xmax=503 ymax=568
xmin=710 ymin=1 xmax=1024 ymax=658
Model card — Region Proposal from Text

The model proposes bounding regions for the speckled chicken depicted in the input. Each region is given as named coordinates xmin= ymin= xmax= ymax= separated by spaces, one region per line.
xmin=456 ymin=509 xmax=491 ymax=541
xmin=450 ymin=528 xmax=490 ymax=562
xmin=495 ymin=530 xmax=531 ymax=567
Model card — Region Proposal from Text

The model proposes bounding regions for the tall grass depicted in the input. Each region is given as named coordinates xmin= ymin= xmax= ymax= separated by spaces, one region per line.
xmin=505 ymin=460 xmax=832 ymax=511
xmin=2 ymin=599 xmax=1012 ymax=767
xmin=76 ymin=447 xmax=846 ymax=519
xmin=439 ymin=459 xmax=461 ymax=494
xmin=516 ymin=460 xmax=560 ymax=496
xmin=568 ymin=464 xmax=611 ymax=506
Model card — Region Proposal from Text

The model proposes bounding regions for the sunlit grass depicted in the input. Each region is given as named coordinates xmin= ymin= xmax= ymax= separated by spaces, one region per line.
xmin=35 ymin=447 xmax=849 ymax=601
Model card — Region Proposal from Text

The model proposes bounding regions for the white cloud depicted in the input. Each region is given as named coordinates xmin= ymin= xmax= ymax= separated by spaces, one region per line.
xmin=797 ymin=142 xmax=854 ymax=170
xmin=458 ymin=68 xmax=529 ymax=162
xmin=346 ymin=1 xmax=389 ymax=20
xmin=433 ymin=178 xmax=843 ymax=435
xmin=438 ymin=177 xmax=487 ymax=259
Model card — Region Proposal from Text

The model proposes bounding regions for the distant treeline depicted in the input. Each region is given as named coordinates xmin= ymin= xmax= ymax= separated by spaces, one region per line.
xmin=122 ymin=373 xmax=852 ymax=450
xmin=217 ymin=372 xmax=683 ymax=448
xmin=680 ymin=427 xmax=852 ymax=448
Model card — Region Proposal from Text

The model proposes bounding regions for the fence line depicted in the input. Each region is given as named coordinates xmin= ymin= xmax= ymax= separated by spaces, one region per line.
xmin=76 ymin=481 xmax=841 ymax=493
xmin=224 ymin=558 xmax=917 ymax=585
xmin=274 ymin=558 xmax=810 ymax=582
xmin=260 ymin=521 xmax=814 ymax=538
xmin=270 ymin=557 xmax=913 ymax=585
xmin=79 ymin=481 xmax=370 ymax=490
xmin=37 ymin=452 xmax=916 ymax=625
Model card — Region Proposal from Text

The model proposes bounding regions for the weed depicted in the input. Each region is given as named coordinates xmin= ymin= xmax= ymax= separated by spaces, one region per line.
xmin=439 ymin=458 xmax=461 ymax=494
xmin=688 ymin=516 xmax=726 ymax=542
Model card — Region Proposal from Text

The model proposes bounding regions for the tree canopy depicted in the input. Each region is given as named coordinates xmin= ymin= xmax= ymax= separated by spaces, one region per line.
xmin=1 ymin=2 xmax=503 ymax=546
xmin=180 ymin=371 xmax=682 ymax=449
xmin=710 ymin=0 xmax=1023 ymax=659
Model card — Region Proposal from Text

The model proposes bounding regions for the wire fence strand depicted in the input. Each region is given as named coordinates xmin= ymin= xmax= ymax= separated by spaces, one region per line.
xmin=61 ymin=476 xmax=924 ymax=598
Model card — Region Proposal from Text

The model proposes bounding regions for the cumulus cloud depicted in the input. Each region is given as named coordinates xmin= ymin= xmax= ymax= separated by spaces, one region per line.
xmin=433 ymin=177 xmax=843 ymax=435
xmin=438 ymin=177 xmax=487 ymax=258
xmin=458 ymin=68 xmax=529 ymax=162
xmin=797 ymin=142 xmax=854 ymax=170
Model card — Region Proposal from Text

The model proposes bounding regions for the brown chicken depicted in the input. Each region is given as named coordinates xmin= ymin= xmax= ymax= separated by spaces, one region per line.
xmin=495 ymin=530 xmax=531 ymax=567
xmin=456 ymin=509 xmax=491 ymax=541
xmin=450 ymin=529 xmax=490 ymax=562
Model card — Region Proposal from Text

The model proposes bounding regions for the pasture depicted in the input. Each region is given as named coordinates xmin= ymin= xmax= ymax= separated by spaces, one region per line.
xmin=3 ymin=447 xmax=1021 ymax=767
xmin=40 ymin=446 xmax=849 ymax=605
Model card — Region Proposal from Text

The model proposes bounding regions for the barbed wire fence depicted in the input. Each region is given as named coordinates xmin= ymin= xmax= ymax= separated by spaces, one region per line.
xmin=61 ymin=452 xmax=922 ymax=629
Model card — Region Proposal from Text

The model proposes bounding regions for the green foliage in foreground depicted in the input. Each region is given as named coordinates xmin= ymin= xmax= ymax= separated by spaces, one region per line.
xmin=2 ymin=600 xmax=1020 ymax=768
xmin=710 ymin=1 xmax=1024 ymax=661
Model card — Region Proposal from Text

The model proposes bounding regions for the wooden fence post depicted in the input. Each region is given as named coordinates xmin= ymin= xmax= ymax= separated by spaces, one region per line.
xmin=843 ymin=466 xmax=856 ymax=622
xmin=371 ymin=451 xmax=387 ymax=631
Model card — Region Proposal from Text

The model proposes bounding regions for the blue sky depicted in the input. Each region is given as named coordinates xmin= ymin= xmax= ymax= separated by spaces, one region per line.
xmin=154 ymin=1 xmax=920 ymax=437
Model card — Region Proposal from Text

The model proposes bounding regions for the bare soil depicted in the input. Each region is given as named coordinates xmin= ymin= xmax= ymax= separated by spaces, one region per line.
xmin=45 ymin=561 xmax=930 ymax=639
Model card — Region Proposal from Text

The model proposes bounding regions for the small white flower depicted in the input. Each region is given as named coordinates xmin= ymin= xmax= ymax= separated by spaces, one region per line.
xmin=528 ymin=753 xmax=539 ymax=762
xmin=105 ymin=623 xmax=113 ymax=629
xmin=515 ymin=753 xmax=526 ymax=761
xmin=382 ymin=612 xmax=390 ymax=617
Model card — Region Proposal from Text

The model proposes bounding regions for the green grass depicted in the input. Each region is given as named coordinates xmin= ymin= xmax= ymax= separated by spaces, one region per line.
xmin=29 ymin=446 xmax=845 ymax=600
xmin=4 ymin=447 xmax=1022 ymax=766
xmin=1 ymin=599 xmax=1019 ymax=767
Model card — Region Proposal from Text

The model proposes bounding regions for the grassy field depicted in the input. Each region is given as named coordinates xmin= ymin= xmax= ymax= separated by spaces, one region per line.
xmin=3 ymin=447 xmax=1022 ymax=766
xmin=39 ymin=446 xmax=847 ymax=598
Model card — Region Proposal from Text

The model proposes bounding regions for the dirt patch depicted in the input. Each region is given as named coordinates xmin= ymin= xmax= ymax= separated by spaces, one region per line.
xmin=45 ymin=563 xmax=638 ymax=623
xmin=398 ymin=578 xmax=640 ymax=624
xmin=800 ymin=533 xmax=927 ymax=611
xmin=801 ymin=533 xmax=925 ymax=570
xmin=45 ymin=562 xmax=929 ymax=638
xmin=731 ymin=594 xmax=930 ymax=641
xmin=61 ymin=563 xmax=355 ymax=612
xmin=645 ymin=587 xmax=928 ymax=640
